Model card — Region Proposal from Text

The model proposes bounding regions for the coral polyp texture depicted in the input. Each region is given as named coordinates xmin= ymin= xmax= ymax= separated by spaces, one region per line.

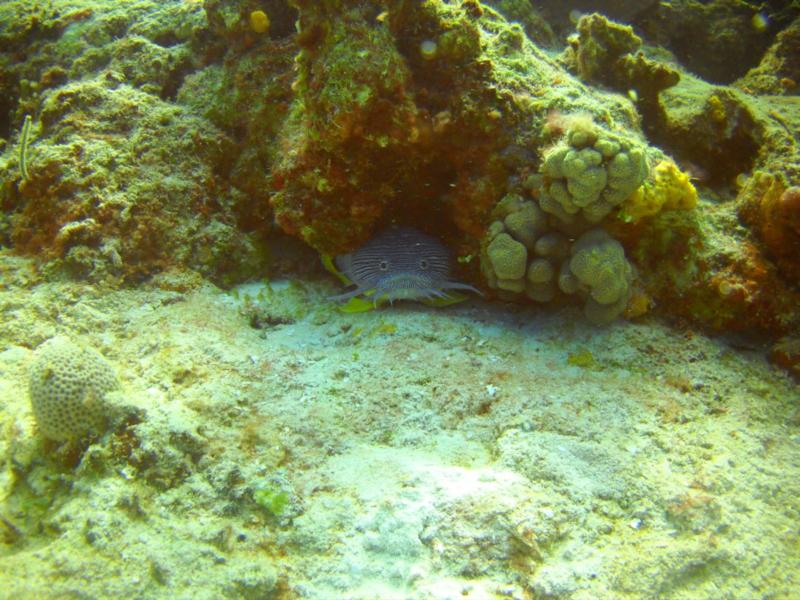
xmin=481 ymin=188 xmax=635 ymax=324
xmin=540 ymin=121 xmax=649 ymax=223
xmin=28 ymin=336 xmax=120 ymax=442
xmin=566 ymin=228 xmax=634 ymax=324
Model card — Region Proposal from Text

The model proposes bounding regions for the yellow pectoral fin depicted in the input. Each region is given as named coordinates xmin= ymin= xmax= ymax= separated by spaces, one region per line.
xmin=339 ymin=294 xmax=392 ymax=313
xmin=421 ymin=292 xmax=467 ymax=307
xmin=338 ymin=291 xmax=395 ymax=313
xmin=339 ymin=297 xmax=376 ymax=313
xmin=321 ymin=255 xmax=352 ymax=285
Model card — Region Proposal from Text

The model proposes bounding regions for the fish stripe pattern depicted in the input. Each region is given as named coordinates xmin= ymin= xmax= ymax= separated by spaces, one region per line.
xmin=330 ymin=226 xmax=482 ymax=305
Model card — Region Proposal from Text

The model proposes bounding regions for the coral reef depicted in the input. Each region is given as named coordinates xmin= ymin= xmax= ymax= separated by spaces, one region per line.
xmin=633 ymin=0 xmax=784 ymax=84
xmin=639 ymin=43 xmax=800 ymax=335
xmin=613 ymin=203 xmax=800 ymax=334
xmin=651 ymin=66 xmax=800 ymax=334
xmin=0 ymin=0 xmax=798 ymax=333
xmin=736 ymin=16 xmax=800 ymax=95
xmin=561 ymin=13 xmax=680 ymax=134
xmin=738 ymin=174 xmax=800 ymax=282
xmin=268 ymin=1 xmax=686 ymax=325
xmin=2 ymin=1 xmax=800 ymax=597
xmin=548 ymin=9 xmax=800 ymax=334
xmin=269 ymin=0 xmax=516 ymax=255
xmin=0 ymin=0 xmax=287 ymax=285
xmin=5 ymin=78 xmax=258 ymax=283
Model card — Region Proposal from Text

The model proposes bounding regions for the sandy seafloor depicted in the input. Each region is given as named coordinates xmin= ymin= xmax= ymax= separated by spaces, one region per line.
xmin=0 ymin=251 xmax=798 ymax=599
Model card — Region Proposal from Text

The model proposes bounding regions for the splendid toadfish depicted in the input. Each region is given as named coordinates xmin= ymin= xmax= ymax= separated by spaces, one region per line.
xmin=325 ymin=226 xmax=483 ymax=311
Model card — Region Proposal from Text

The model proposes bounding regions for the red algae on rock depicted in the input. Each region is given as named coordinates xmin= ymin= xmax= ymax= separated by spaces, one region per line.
xmin=269 ymin=0 xmax=509 ymax=256
xmin=739 ymin=173 xmax=800 ymax=282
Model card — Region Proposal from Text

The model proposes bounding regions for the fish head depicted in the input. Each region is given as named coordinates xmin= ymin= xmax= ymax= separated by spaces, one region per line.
xmin=336 ymin=227 xmax=452 ymax=301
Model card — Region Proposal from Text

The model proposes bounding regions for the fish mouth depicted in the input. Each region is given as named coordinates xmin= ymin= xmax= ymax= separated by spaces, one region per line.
xmin=376 ymin=274 xmax=438 ymax=300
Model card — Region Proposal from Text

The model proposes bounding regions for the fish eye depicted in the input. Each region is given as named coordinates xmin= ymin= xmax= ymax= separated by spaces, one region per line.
xmin=419 ymin=259 xmax=429 ymax=270
xmin=378 ymin=260 xmax=389 ymax=271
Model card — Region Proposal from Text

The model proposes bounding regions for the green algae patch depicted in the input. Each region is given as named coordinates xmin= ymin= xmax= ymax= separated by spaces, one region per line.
xmin=567 ymin=349 xmax=599 ymax=369
xmin=253 ymin=485 xmax=291 ymax=518
xmin=373 ymin=322 xmax=398 ymax=336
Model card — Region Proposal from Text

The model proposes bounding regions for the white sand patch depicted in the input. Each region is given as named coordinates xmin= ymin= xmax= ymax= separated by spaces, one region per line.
xmin=0 ymin=259 xmax=798 ymax=599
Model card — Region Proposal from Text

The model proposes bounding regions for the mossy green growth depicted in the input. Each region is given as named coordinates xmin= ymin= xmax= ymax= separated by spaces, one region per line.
xmin=253 ymin=485 xmax=290 ymax=517
xmin=567 ymin=349 xmax=599 ymax=369
xmin=437 ymin=19 xmax=481 ymax=64
xmin=569 ymin=13 xmax=641 ymax=83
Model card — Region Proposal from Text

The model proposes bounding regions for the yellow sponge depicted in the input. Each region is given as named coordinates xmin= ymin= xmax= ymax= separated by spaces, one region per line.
xmin=249 ymin=10 xmax=270 ymax=34
xmin=619 ymin=160 xmax=697 ymax=223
